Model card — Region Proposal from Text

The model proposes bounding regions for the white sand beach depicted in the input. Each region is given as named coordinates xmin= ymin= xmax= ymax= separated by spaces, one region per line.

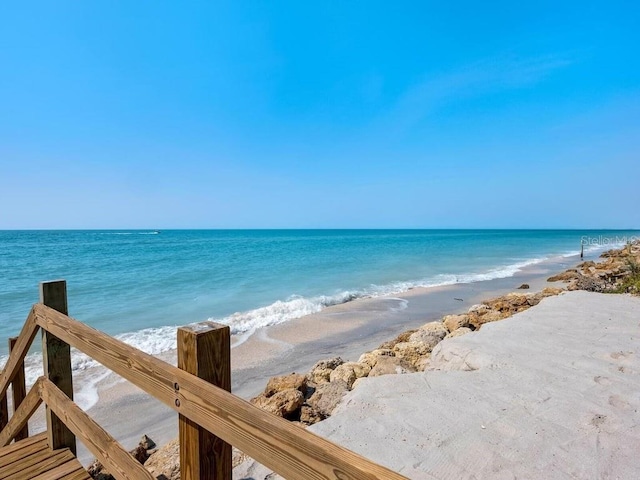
xmin=303 ymin=291 xmax=640 ymax=479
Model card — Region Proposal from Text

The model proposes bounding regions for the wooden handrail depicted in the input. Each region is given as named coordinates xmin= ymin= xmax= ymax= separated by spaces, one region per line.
xmin=0 ymin=308 xmax=39 ymax=400
xmin=40 ymin=377 xmax=154 ymax=480
xmin=33 ymin=303 xmax=408 ymax=480
xmin=0 ymin=377 xmax=43 ymax=447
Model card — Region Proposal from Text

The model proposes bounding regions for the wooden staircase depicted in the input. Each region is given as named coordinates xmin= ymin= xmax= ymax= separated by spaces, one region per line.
xmin=0 ymin=434 xmax=89 ymax=480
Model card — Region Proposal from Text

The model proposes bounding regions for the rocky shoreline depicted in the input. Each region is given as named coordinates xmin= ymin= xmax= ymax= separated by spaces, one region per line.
xmin=89 ymin=241 xmax=640 ymax=479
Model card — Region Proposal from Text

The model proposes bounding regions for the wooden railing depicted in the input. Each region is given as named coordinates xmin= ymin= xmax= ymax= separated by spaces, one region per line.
xmin=0 ymin=281 xmax=408 ymax=480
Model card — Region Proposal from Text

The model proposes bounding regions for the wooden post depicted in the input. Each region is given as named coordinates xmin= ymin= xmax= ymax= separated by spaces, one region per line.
xmin=40 ymin=280 xmax=76 ymax=455
xmin=0 ymin=391 xmax=7 ymax=433
xmin=178 ymin=322 xmax=232 ymax=480
xmin=9 ymin=337 xmax=28 ymax=441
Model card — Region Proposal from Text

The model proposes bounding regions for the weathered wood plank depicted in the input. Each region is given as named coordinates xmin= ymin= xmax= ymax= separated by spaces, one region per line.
xmin=0 ymin=432 xmax=47 ymax=458
xmin=0 ymin=378 xmax=43 ymax=447
xmin=4 ymin=448 xmax=75 ymax=479
xmin=40 ymin=378 xmax=154 ymax=480
xmin=8 ymin=336 xmax=29 ymax=441
xmin=0 ymin=433 xmax=48 ymax=468
xmin=57 ymin=469 xmax=92 ymax=480
xmin=0 ymin=446 xmax=54 ymax=477
xmin=34 ymin=303 xmax=408 ymax=480
xmin=178 ymin=322 xmax=232 ymax=480
xmin=58 ymin=467 xmax=92 ymax=480
xmin=0 ymin=308 xmax=39 ymax=400
xmin=40 ymin=280 xmax=76 ymax=456
xmin=30 ymin=459 xmax=89 ymax=480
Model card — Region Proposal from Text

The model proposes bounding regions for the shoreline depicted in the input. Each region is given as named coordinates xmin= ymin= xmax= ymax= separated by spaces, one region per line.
xmin=67 ymin=248 xmax=597 ymax=465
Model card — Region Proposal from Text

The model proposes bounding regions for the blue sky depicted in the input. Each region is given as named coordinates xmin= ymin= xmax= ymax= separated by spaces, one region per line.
xmin=0 ymin=1 xmax=638 ymax=229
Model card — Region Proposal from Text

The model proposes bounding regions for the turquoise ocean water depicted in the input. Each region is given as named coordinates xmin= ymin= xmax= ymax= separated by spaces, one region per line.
xmin=1 ymin=229 xmax=638 ymax=368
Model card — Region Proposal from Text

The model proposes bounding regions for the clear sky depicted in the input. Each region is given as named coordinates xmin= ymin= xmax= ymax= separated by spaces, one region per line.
xmin=0 ymin=1 xmax=638 ymax=229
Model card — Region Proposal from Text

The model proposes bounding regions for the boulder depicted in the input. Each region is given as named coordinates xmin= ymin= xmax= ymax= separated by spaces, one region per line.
xmin=408 ymin=321 xmax=447 ymax=347
xmin=358 ymin=349 xmax=394 ymax=368
xmin=329 ymin=362 xmax=371 ymax=389
xmin=299 ymin=405 xmax=324 ymax=425
xmin=518 ymin=283 xmax=530 ymax=289
xmin=393 ymin=341 xmax=432 ymax=368
xmin=445 ymin=327 xmax=473 ymax=339
xmin=469 ymin=309 xmax=504 ymax=330
xmin=139 ymin=434 xmax=156 ymax=451
xmin=368 ymin=356 xmax=416 ymax=377
xmin=442 ymin=314 xmax=471 ymax=333
xmin=378 ymin=329 xmax=417 ymax=350
xmin=569 ymin=274 xmax=606 ymax=293
xmin=305 ymin=381 xmax=349 ymax=417
xmin=251 ymin=389 xmax=304 ymax=418
xmin=417 ymin=321 xmax=448 ymax=338
xmin=504 ymin=293 xmax=531 ymax=308
xmin=265 ymin=373 xmax=307 ymax=397
xmin=144 ymin=439 xmax=180 ymax=480
xmin=468 ymin=304 xmax=491 ymax=315
xmin=541 ymin=287 xmax=563 ymax=297
xmin=548 ymin=270 xmax=579 ymax=282
xmin=414 ymin=356 xmax=431 ymax=372
xmin=307 ymin=357 xmax=344 ymax=384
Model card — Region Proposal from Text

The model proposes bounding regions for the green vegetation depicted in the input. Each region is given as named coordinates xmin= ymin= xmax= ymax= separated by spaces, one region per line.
xmin=608 ymin=259 xmax=640 ymax=295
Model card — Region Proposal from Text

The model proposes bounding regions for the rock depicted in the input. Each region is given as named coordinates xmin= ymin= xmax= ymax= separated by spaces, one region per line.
xmin=368 ymin=356 xmax=416 ymax=377
xmin=265 ymin=373 xmax=307 ymax=397
xmin=352 ymin=377 xmax=367 ymax=389
xmin=518 ymin=283 xmax=530 ymax=289
xmin=358 ymin=349 xmax=394 ymax=368
xmin=548 ymin=270 xmax=579 ymax=282
xmin=144 ymin=438 xmax=180 ymax=480
xmin=306 ymin=381 xmax=349 ymax=417
xmin=300 ymin=405 xmax=324 ymax=425
xmin=329 ymin=362 xmax=370 ymax=389
xmin=139 ymin=434 xmax=156 ymax=451
xmin=541 ymin=287 xmax=563 ymax=297
xmin=526 ymin=293 xmax=544 ymax=306
xmin=445 ymin=327 xmax=473 ymax=339
xmin=251 ymin=389 xmax=304 ymax=418
xmin=417 ymin=321 xmax=448 ymax=338
xmin=393 ymin=341 xmax=432 ymax=368
xmin=378 ymin=329 xmax=417 ymax=350
xmin=504 ymin=293 xmax=531 ymax=307
xmin=414 ymin=356 xmax=431 ymax=372
xmin=442 ymin=314 xmax=471 ymax=333
xmin=130 ymin=444 xmax=149 ymax=465
xmin=569 ymin=274 xmax=606 ymax=293
xmin=87 ymin=459 xmax=112 ymax=480
xmin=578 ymin=261 xmax=596 ymax=268
xmin=468 ymin=304 xmax=491 ymax=315
xmin=469 ymin=309 xmax=504 ymax=330
xmin=408 ymin=321 xmax=447 ymax=347
xmin=307 ymin=357 xmax=344 ymax=384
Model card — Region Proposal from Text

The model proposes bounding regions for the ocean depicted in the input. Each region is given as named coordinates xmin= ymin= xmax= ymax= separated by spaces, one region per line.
xmin=1 ymin=229 xmax=638 ymax=369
